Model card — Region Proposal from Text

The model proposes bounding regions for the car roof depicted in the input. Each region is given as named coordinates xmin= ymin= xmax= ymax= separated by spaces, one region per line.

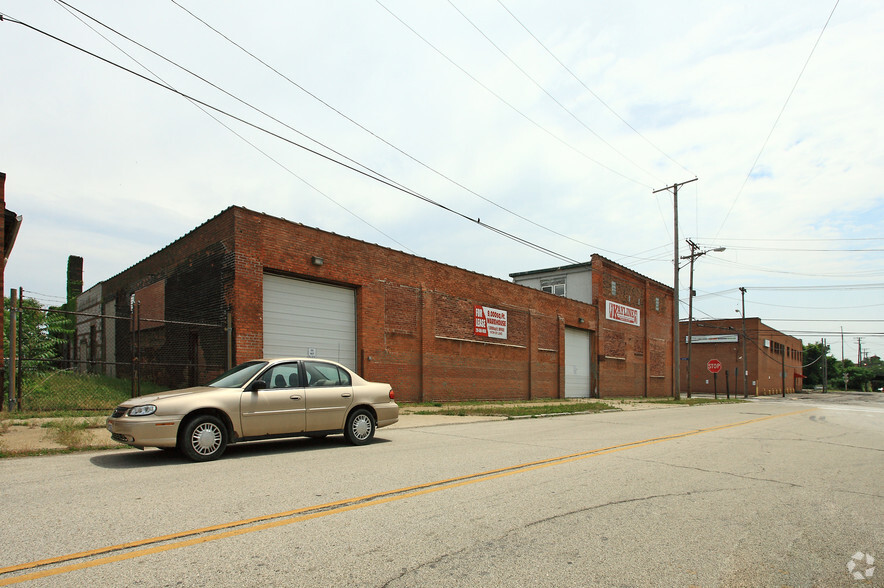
xmin=256 ymin=357 xmax=344 ymax=364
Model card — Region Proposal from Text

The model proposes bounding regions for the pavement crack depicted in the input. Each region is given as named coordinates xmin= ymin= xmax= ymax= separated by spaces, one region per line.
xmin=380 ymin=490 xmax=722 ymax=587
xmin=626 ymin=457 xmax=804 ymax=488
xmin=523 ymin=489 xmax=726 ymax=529
xmin=805 ymin=439 xmax=884 ymax=452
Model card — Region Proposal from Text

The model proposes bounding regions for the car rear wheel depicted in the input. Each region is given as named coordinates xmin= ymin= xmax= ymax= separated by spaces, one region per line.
xmin=344 ymin=409 xmax=375 ymax=445
xmin=180 ymin=415 xmax=227 ymax=461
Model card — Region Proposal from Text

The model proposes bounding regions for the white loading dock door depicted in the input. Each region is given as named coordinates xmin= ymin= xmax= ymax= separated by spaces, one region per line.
xmin=263 ymin=274 xmax=357 ymax=370
xmin=564 ymin=327 xmax=592 ymax=398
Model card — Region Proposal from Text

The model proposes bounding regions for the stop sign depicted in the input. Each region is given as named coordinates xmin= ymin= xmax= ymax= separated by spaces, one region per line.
xmin=707 ymin=359 xmax=722 ymax=373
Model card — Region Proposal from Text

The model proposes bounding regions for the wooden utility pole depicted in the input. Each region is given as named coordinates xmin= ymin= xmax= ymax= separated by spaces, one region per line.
xmin=822 ymin=338 xmax=828 ymax=394
xmin=653 ymin=178 xmax=697 ymax=400
xmin=781 ymin=349 xmax=786 ymax=397
xmin=682 ymin=239 xmax=725 ymax=399
xmin=740 ymin=287 xmax=748 ymax=398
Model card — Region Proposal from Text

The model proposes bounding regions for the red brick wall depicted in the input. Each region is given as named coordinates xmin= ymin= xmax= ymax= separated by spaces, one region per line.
xmin=592 ymin=255 xmax=673 ymax=397
xmin=98 ymin=206 xmax=674 ymax=402
xmin=0 ymin=172 xmax=6 ymax=370
xmin=228 ymin=207 xmax=599 ymax=402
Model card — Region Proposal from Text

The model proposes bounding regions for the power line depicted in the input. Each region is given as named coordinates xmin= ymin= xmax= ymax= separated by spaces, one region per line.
xmin=739 ymin=283 xmax=884 ymax=292
xmin=445 ymin=0 xmax=661 ymax=185
xmin=715 ymin=0 xmax=840 ymax=237
xmin=760 ymin=319 xmax=884 ymax=323
xmin=374 ymin=0 xmax=652 ymax=189
xmin=52 ymin=0 xmax=416 ymax=255
xmin=689 ymin=319 xmax=883 ymax=338
xmin=1 ymin=13 xmax=579 ymax=265
xmin=166 ymin=0 xmax=642 ymax=262
xmin=703 ymin=256 xmax=884 ymax=279
xmin=703 ymin=245 xmax=884 ymax=253
xmin=494 ymin=0 xmax=693 ymax=178
xmin=694 ymin=291 xmax=884 ymax=311
xmin=700 ymin=236 xmax=884 ymax=242
xmin=55 ymin=0 xmax=411 ymax=198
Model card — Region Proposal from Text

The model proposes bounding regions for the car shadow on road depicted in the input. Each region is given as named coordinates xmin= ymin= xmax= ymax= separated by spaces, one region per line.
xmin=89 ymin=435 xmax=392 ymax=469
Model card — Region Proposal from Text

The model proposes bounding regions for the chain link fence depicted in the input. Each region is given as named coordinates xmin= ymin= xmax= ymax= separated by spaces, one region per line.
xmin=3 ymin=297 xmax=229 ymax=413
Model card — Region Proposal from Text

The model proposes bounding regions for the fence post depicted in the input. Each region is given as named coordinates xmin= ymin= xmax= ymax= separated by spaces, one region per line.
xmin=130 ymin=306 xmax=136 ymax=399
xmin=16 ymin=288 xmax=22 ymax=408
xmin=227 ymin=310 xmax=233 ymax=370
xmin=7 ymin=288 xmax=17 ymax=411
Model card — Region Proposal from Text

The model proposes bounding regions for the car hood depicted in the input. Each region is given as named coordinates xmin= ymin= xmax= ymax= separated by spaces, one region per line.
xmin=121 ymin=386 xmax=222 ymax=405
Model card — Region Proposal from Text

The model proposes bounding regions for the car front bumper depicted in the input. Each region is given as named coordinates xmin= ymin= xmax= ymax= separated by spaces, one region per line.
xmin=106 ymin=415 xmax=183 ymax=449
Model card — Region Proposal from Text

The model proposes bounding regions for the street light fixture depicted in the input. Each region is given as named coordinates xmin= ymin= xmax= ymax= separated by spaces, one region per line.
xmin=681 ymin=240 xmax=726 ymax=398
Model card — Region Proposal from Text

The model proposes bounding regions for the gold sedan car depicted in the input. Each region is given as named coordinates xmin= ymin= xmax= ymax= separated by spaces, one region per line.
xmin=107 ymin=358 xmax=398 ymax=461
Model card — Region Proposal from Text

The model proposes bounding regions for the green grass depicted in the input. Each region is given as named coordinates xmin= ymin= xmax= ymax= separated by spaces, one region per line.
xmin=409 ymin=401 xmax=616 ymax=417
xmin=12 ymin=370 xmax=168 ymax=412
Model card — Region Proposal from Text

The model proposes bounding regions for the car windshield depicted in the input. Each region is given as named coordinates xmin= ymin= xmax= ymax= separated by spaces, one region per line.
xmin=207 ymin=361 xmax=268 ymax=388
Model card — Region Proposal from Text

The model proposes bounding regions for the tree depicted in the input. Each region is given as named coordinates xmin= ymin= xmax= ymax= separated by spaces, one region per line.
xmin=802 ymin=342 xmax=829 ymax=387
xmin=3 ymin=297 xmax=74 ymax=367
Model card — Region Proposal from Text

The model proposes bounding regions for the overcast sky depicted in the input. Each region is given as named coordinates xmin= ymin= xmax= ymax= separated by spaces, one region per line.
xmin=1 ymin=0 xmax=882 ymax=361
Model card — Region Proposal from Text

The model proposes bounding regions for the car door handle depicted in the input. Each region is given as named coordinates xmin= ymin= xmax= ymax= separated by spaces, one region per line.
xmin=341 ymin=392 xmax=351 ymax=398
xmin=290 ymin=395 xmax=302 ymax=400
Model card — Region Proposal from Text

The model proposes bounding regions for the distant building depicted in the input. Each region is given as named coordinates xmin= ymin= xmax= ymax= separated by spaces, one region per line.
xmin=679 ymin=318 xmax=804 ymax=396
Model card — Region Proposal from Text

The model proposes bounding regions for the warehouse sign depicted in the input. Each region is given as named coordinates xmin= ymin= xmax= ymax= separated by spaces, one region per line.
xmin=686 ymin=334 xmax=739 ymax=344
xmin=606 ymin=300 xmax=640 ymax=326
xmin=474 ymin=305 xmax=508 ymax=339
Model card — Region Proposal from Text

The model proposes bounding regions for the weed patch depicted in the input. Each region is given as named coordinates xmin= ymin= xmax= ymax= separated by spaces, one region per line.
xmin=42 ymin=417 xmax=106 ymax=450
xmin=412 ymin=401 xmax=615 ymax=417
xmin=645 ymin=398 xmax=745 ymax=406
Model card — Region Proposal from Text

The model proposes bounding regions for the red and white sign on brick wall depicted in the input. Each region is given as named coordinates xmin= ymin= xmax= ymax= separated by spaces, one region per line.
xmin=474 ymin=305 xmax=508 ymax=339
xmin=606 ymin=300 xmax=640 ymax=326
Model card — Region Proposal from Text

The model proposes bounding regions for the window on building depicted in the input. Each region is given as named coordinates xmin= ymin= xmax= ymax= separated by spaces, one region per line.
xmin=611 ymin=281 xmax=617 ymax=295
xmin=541 ymin=277 xmax=566 ymax=297
xmin=655 ymin=297 xmax=660 ymax=311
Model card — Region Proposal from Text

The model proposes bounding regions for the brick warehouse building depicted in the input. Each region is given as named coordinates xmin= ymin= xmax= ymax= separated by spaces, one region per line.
xmin=512 ymin=259 xmax=674 ymax=397
xmin=76 ymin=206 xmax=675 ymax=401
xmin=679 ymin=318 xmax=804 ymax=396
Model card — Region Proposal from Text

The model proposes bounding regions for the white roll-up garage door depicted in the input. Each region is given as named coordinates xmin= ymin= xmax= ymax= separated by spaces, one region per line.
xmin=263 ymin=274 xmax=356 ymax=369
xmin=564 ymin=327 xmax=591 ymax=398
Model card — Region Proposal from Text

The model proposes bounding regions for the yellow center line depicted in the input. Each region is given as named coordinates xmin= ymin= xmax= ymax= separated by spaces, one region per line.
xmin=0 ymin=407 xmax=814 ymax=585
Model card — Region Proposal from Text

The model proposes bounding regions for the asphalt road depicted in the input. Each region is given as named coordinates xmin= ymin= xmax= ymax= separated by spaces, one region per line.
xmin=1 ymin=393 xmax=882 ymax=587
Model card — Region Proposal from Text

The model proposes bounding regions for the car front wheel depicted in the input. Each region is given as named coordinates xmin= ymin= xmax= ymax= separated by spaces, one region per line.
xmin=180 ymin=415 xmax=227 ymax=461
xmin=344 ymin=409 xmax=375 ymax=445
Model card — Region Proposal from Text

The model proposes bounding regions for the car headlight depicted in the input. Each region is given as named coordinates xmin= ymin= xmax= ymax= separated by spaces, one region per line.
xmin=127 ymin=405 xmax=157 ymax=417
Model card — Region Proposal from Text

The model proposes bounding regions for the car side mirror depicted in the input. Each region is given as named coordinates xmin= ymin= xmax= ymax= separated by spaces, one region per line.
xmin=250 ymin=380 xmax=268 ymax=392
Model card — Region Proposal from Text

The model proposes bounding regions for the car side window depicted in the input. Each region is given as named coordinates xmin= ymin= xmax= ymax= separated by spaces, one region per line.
xmin=305 ymin=362 xmax=351 ymax=387
xmin=260 ymin=363 xmax=301 ymax=389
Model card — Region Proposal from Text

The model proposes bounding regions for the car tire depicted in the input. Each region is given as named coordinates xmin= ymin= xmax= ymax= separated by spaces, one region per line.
xmin=344 ymin=409 xmax=375 ymax=445
xmin=179 ymin=415 xmax=227 ymax=461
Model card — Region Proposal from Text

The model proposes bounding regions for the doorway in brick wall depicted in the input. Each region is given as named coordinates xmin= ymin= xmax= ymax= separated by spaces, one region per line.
xmin=564 ymin=327 xmax=591 ymax=398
